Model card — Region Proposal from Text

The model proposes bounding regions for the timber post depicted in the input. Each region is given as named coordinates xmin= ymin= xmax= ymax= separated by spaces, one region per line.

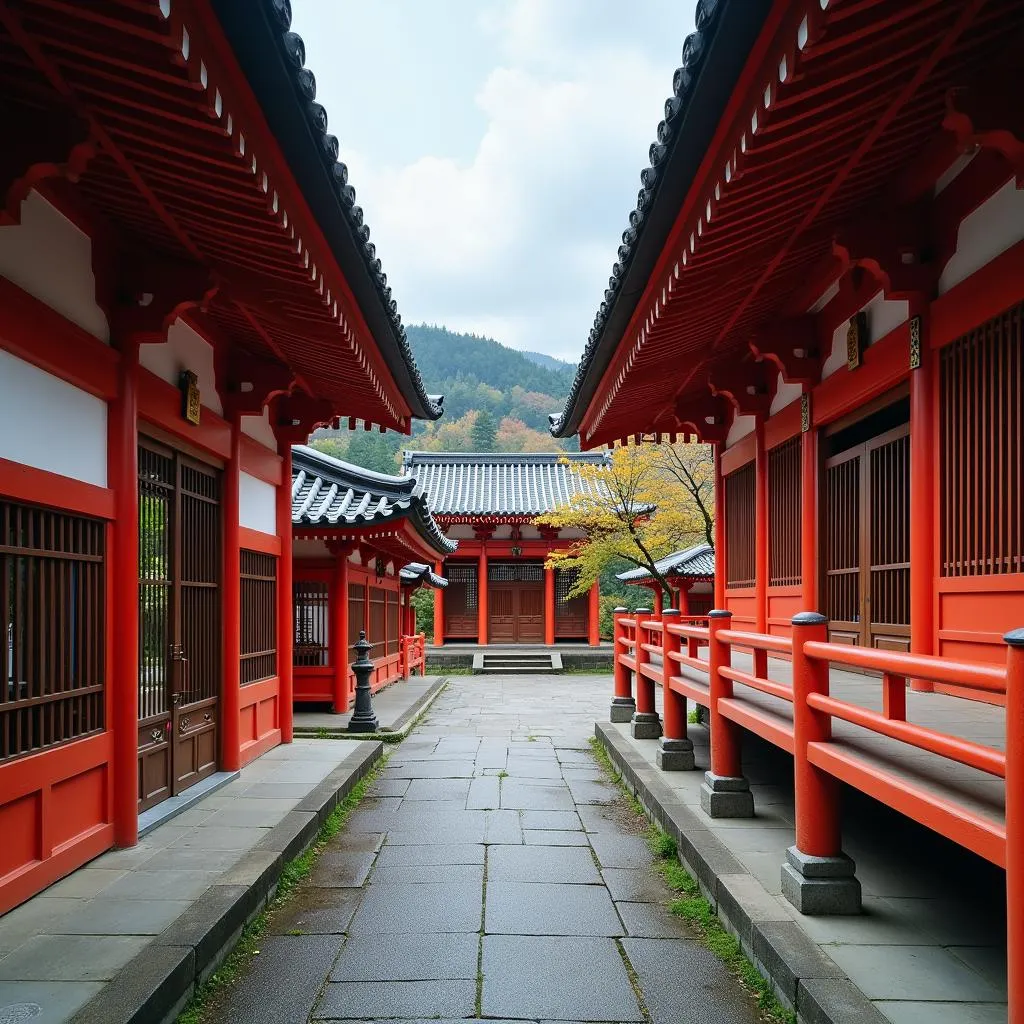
xmin=276 ymin=441 xmax=294 ymax=743
xmin=610 ymin=608 xmax=635 ymax=722
xmin=477 ymin=544 xmax=488 ymax=645
xmin=347 ymin=630 xmax=379 ymax=733
xmin=754 ymin=421 xmax=768 ymax=634
xmin=433 ymin=560 xmax=444 ymax=646
xmin=331 ymin=549 xmax=350 ymax=713
xmin=782 ymin=612 xmax=861 ymax=915
xmin=587 ymin=579 xmax=601 ymax=647
xmin=630 ymin=609 xmax=661 ymax=739
xmin=657 ymin=609 xmax=694 ymax=770
xmin=800 ymin=410 xmax=818 ymax=611
xmin=544 ymin=565 xmax=556 ymax=645
xmin=700 ymin=610 xmax=754 ymax=818
xmin=713 ymin=445 xmax=726 ymax=609
xmin=221 ymin=414 xmax=242 ymax=771
xmin=1005 ymin=629 xmax=1024 ymax=1023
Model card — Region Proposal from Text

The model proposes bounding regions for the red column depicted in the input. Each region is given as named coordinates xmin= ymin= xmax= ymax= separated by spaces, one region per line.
xmin=433 ymin=560 xmax=444 ymax=645
xmin=678 ymin=584 xmax=691 ymax=615
xmin=713 ymin=444 xmax=726 ymax=609
xmin=477 ymin=544 xmax=488 ymax=645
xmin=651 ymin=585 xmax=663 ymax=618
xmin=277 ymin=442 xmax=294 ymax=743
xmin=633 ymin=610 xmax=654 ymax=715
xmin=800 ymin=410 xmax=818 ymax=612
xmin=790 ymin=613 xmax=839 ymax=856
xmin=610 ymin=609 xmax=634 ymax=719
xmin=660 ymin=611 xmax=684 ymax=740
xmin=111 ymin=339 xmax=140 ymax=847
xmin=707 ymin=611 xmax=740 ymax=778
xmin=587 ymin=580 xmax=600 ymax=646
xmin=221 ymin=415 xmax=241 ymax=771
xmin=754 ymin=421 xmax=768 ymax=634
xmin=1005 ymin=630 xmax=1024 ymax=1024
xmin=544 ymin=565 xmax=555 ymax=645
xmin=909 ymin=308 xmax=935 ymax=690
xmin=331 ymin=551 xmax=349 ymax=713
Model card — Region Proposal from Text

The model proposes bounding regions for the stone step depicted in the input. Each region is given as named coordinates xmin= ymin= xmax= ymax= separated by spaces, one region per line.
xmin=472 ymin=652 xmax=563 ymax=674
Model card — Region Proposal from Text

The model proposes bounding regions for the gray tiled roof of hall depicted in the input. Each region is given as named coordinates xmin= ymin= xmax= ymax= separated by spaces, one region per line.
xmin=616 ymin=543 xmax=715 ymax=582
xmin=401 ymin=451 xmax=612 ymax=517
xmin=291 ymin=445 xmax=456 ymax=555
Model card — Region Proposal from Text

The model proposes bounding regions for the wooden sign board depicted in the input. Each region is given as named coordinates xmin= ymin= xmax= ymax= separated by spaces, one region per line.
xmin=180 ymin=370 xmax=201 ymax=425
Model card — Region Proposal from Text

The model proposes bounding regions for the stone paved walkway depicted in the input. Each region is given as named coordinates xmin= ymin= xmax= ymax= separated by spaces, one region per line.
xmin=215 ymin=674 xmax=763 ymax=1023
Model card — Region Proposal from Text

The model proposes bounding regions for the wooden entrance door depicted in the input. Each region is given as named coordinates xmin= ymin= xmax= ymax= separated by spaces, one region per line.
xmin=488 ymin=562 xmax=544 ymax=643
xmin=137 ymin=440 xmax=222 ymax=811
xmin=823 ymin=423 xmax=910 ymax=651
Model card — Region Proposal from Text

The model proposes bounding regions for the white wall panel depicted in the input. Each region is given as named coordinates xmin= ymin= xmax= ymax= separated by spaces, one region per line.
xmin=239 ymin=471 xmax=277 ymax=534
xmin=241 ymin=407 xmax=278 ymax=449
xmin=726 ymin=414 xmax=755 ymax=448
xmin=940 ymin=178 xmax=1024 ymax=296
xmin=770 ymin=374 xmax=802 ymax=416
xmin=0 ymin=191 xmax=109 ymax=341
xmin=140 ymin=318 xmax=223 ymax=415
xmin=821 ymin=293 xmax=908 ymax=380
xmin=0 ymin=350 xmax=107 ymax=487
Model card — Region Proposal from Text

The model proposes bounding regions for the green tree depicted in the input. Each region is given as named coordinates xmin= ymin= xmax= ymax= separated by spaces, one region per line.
xmin=471 ymin=409 xmax=498 ymax=450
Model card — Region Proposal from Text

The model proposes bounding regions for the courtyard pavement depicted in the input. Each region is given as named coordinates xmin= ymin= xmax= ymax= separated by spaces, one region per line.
xmin=215 ymin=673 xmax=765 ymax=1024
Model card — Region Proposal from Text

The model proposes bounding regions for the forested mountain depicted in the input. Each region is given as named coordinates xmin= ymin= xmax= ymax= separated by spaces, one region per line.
xmin=309 ymin=324 xmax=579 ymax=473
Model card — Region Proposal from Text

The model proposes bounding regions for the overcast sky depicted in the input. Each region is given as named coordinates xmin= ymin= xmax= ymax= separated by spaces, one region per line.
xmin=291 ymin=0 xmax=695 ymax=364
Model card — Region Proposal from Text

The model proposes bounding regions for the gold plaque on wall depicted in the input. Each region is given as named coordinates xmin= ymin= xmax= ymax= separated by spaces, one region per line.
xmin=180 ymin=370 xmax=201 ymax=426
xmin=800 ymin=391 xmax=811 ymax=433
xmin=846 ymin=312 xmax=867 ymax=371
xmin=909 ymin=315 xmax=922 ymax=370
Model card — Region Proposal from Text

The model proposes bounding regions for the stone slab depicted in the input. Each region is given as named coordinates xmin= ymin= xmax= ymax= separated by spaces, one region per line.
xmin=314 ymin=980 xmax=477 ymax=1020
xmin=372 ymin=843 xmax=484 ymax=867
xmin=487 ymin=844 xmax=601 ymax=884
xmin=0 ymin=980 xmax=105 ymax=1024
xmin=347 ymin=881 xmax=482 ymax=934
xmin=330 ymin=932 xmax=478 ymax=981
xmin=485 ymin=881 xmax=622 ymax=936
xmin=481 ymin=935 xmax=643 ymax=1022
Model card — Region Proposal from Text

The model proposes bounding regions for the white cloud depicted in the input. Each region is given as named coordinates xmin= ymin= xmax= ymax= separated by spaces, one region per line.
xmin=292 ymin=0 xmax=693 ymax=362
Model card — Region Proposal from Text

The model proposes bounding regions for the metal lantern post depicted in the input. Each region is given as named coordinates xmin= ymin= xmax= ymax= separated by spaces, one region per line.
xmin=347 ymin=630 xmax=379 ymax=733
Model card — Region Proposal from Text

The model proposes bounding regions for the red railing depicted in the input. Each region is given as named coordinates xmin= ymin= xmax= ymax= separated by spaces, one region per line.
xmin=611 ymin=608 xmax=1022 ymax=1019
xmin=401 ymin=633 xmax=426 ymax=679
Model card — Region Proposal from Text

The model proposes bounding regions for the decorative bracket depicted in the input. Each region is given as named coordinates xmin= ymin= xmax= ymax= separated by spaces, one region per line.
xmin=273 ymin=392 xmax=335 ymax=447
xmin=943 ymin=72 xmax=1024 ymax=183
xmin=708 ymin=360 xmax=774 ymax=420
xmin=749 ymin=317 xmax=820 ymax=387
xmin=221 ymin=351 xmax=294 ymax=419
xmin=672 ymin=391 xmax=732 ymax=444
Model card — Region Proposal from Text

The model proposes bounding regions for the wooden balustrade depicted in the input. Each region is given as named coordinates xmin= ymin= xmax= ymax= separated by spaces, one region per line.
xmin=400 ymin=633 xmax=427 ymax=679
xmin=610 ymin=607 xmax=1020 ymax=1009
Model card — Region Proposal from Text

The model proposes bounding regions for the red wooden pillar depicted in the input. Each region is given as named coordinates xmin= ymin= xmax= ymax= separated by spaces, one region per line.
xmin=713 ymin=444 xmax=726 ymax=609
xmin=331 ymin=550 xmax=349 ymax=713
xmin=544 ymin=564 xmax=555 ymax=645
xmin=277 ymin=442 xmax=294 ymax=743
xmin=111 ymin=338 xmax=140 ymax=847
xmin=1005 ymin=630 xmax=1024 ymax=1024
xmin=677 ymin=584 xmax=691 ymax=615
xmin=221 ymin=415 xmax=241 ymax=771
xmin=610 ymin=608 xmax=635 ymax=721
xmin=800 ymin=402 xmax=818 ymax=612
xmin=784 ymin=611 xmax=860 ymax=913
xmin=433 ymin=560 xmax=444 ymax=645
xmin=651 ymin=584 xmax=663 ymax=618
xmin=754 ymin=420 xmax=768 ymax=634
xmin=477 ymin=543 xmax=488 ymax=645
xmin=658 ymin=609 xmax=693 ymax=769
xmin=630 ymin=608 xmax=661 ymax=739
xmin=909 ymin=307 xmax=935 ymax=690
xmin=587 ymin=579 xmax=600 ymax=646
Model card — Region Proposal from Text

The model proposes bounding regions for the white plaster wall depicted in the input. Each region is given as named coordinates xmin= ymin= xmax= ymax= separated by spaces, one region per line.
xmin=294 ymin=538 xmax=331 ymax=559
xmin=239 ymin=472 xmax=277 ymax=534
xmin=519 ymin=526 xmax=541 ymax=540
xmin=140 ymin=318 xmax=223 ymax=416
xmin=770 ymin=374 xmax=802 ymax=416
xmin=0 ymin=349 xmax=107 ymax=487
xmin=726 ymin=414 xmax=756 ymax=448
xmin=0 ymin=191 xmax=109 ymax=342
xmin=446 ymin=525 xmax=477 ymax=540
xmin=241 ymin=407 xmax=278 ymax=449
xmin=940 ymin=177 xmax=1024 ymax=295
xmin=821 ymin=292 xmax=908 ymax=380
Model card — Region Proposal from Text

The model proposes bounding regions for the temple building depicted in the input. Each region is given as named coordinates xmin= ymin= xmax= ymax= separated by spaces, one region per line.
xmin=403 ymin=452 xmax=606 ymax=646
xmin=616 ymin=544 xmax=715 ymax=618
xmin=0 ymin=0 xmax=442 ymax=912
xmin=550 ymin=0 xmax=1024 ymax=1012
xmin=290 ymin=446 xmax=454 ymax=711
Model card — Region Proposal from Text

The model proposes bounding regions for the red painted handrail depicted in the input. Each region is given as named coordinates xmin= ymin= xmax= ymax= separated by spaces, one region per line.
xmin=718 ymin=628 xmax=793 ymax=655
xmin=719 ymin=664 xmax=794 ymax=704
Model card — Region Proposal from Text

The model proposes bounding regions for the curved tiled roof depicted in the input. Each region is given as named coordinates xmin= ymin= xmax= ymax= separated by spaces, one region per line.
xmin=616 ymin=543 xmax=715 ymax=583
xmin=291 ymin=446 xmax=456 ymax=555
xmin=213 ymin=0 xmax=443 ymax=421
xmin=550 ymin=0 xmax=772 ymax=438
xmin=400 ymin=563 xmax=449 ymax=589
xmin=402 ymin=452 xmax=612 ymax=518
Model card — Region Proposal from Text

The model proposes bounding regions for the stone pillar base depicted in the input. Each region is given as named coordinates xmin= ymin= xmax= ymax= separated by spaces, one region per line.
xmin=700 ymin=772 xmax=754 ymax=818
xmin=610 ymin=697 xmax=636 ymax=723
xmin=656 ymin=737 xmax=695 ymax=771
xmin=781 ymin=846 xmax=862 ymax=916
xmin=630 ymin=712 xmax=662 ymax=740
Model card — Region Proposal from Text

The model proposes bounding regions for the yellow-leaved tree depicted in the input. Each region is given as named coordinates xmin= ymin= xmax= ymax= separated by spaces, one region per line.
xmin=536 ymin=441 xmax=714 ymax=599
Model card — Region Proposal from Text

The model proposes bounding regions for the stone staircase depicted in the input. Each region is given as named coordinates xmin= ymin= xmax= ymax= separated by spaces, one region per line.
xmin=472 ymin=651 xmax=563 ymax=674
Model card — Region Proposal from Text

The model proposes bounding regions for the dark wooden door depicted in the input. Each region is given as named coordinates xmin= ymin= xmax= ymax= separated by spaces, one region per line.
xmin=137 ymin=440 xmax=221 ymax=811
xmin=517 ymin=585 xmax=544 ymax=642
xmin=488 ymin=584 xmax=544 ymax=642
xmin=823 ymin=423 xmax=909 ymax=651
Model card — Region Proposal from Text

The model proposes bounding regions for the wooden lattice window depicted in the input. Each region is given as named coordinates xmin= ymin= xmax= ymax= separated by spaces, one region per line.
xmin=489 ymin=562 xmax=543 ymax=583
xmin=293 ymin=581 xmax=328 ymax=666
xmin=941 ymin=302 xmax=1024 ymax=576
xmin=241 ymin=551 xmax=276 ymax=685
xmin=369 ymin=587 xmax=387 ymax=659
xmin=386 ymin=591 xmax=400 ymax=656
xmin=448 ymin=564 xmax=477 ymax=611
xmin=348 ymin=582 xmax=365 ymax=647
xmin=555 ymin=568 xmax=577 ymax=608
xmin=1 ymin=500 xmax=105 ymax=761
xmin=768 ymin=438 xmax=801 ymax=587
xmin=725 ymin=462 xmax=756 ymax=588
